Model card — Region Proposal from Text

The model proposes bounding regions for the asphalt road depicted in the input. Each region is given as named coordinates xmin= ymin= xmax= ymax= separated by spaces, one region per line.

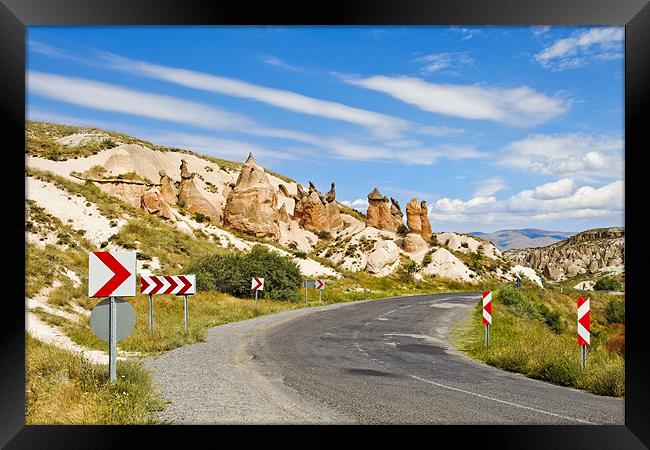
xmin=245 ymin=292 xmax=624 ymax=424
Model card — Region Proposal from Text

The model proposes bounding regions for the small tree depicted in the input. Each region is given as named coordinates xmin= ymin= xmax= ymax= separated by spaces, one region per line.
xmin=396 ymin=224 xmax=409 ymax=237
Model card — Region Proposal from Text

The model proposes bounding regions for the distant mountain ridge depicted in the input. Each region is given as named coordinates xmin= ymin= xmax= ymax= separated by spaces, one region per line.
xmin=470 ymin=228 xmax=577 ymax=251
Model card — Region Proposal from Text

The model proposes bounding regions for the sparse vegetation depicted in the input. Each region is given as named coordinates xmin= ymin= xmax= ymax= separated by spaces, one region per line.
xmin=26 ymin=335 xmax=165 ymax=424
xmin=455 ymin=285 xmax=625 ymax=397
xmin=605 ymin=299 xmax=625 ymax=324
xmin=396 ymin=224 xmax=409 ymax=237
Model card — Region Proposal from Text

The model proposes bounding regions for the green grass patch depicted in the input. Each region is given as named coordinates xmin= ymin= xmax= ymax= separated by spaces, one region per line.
xmin=26 ymin=335 xmax=165 ymax=424
xmin=454 ymin=285 xmax=624 ymax=397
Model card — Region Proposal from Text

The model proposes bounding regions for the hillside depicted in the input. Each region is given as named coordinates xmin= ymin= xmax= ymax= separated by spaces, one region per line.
xmin=504 ymin=227 xmax=624 ymax=285
xmin=470 ymin=229 xmax=576 ymax=250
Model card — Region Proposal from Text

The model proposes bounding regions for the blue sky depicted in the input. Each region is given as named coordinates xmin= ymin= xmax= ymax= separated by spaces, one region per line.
xmin=26 ymin=26 xmax=624 ymax=233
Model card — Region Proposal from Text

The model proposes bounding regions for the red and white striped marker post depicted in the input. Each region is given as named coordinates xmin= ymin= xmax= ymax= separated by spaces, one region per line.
xmin=578 ymin=297 xmax=590 ymax=369
xmin=482 ymin=291 xmax=493 ymax=348
xmin=141 ymin=275 xmax=196 ymax=335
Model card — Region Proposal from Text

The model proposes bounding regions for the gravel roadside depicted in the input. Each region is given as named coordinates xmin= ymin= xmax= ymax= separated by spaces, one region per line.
xmin=144 ymin=302 xmax=362 ymax=424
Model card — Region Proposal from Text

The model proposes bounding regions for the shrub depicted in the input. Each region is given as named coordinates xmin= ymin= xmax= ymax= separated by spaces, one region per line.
xmin=396 ymin=224 xmax=409 ymax=237
xmin=605 ymin=299 xmax=625 ymax=324
xmin=186 ymin=245 xmax=302 ymax=300
xmin=397 ymin=260 xmax=420 ymax=281
xmin=422 ymin=251 xmax=433 ymax=267
xmin=428 ymin=235 xmax=438 ymax=247
xmin=594 ymin=276 xmax=622 ymax=291
xmin=461 ymin=242 xmax=469 ymax=248
xmin=538 ymin=303 xmax=565 ymax=334
xmin=292 ymin=250 xmax=307 ymax=259
xmin=316 ymin=230 xmax=331 ymax=240
xmin=496 ymin=286 xmax=539 ymax=318
xmin=194 ymin=212 xmax=209 ymax=223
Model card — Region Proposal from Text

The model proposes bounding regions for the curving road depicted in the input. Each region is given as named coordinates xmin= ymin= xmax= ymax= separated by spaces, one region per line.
xmin=146 ymin=292 xmax=624 ymax=424
xmin=246 ymin=292 xmax=623 ymax=424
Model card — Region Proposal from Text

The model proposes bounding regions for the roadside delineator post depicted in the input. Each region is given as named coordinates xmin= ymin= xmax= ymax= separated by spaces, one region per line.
xmin=578 ymin=297 xmax=590 ymax=369
xmin=482 ymin=291 xmax=492 ymax=348
xmin=149 ymin=294 xmax=153 ymax=336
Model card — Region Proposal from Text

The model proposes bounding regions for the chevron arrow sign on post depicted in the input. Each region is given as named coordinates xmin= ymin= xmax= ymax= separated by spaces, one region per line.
xmin=89 ymin=251 xmax=136 ymax=298
xmin=251 ymin=277 xmax=264 ymax=291
xmin=315 ymin=279 xmax=325 ymax=290
xmin=141 ymin=275 xmax=196 ymax=295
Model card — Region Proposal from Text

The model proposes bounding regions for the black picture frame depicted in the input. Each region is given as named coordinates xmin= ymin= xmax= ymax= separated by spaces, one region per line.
xmin=3 ymin=0 xmax=648 ymax=447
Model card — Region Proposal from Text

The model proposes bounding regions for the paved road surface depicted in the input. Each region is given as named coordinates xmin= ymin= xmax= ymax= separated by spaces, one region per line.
xmin=146 ymin=292 xmax=624 ymax=424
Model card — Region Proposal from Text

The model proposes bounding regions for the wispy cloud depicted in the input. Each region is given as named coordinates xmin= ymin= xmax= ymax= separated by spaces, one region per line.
xmin=535 ymin=27 xmax=624 ymax=70
xmin=27 ymin=71 xmax=321 ymax=146
xmin=259 ymin=55 xmax=306 ymax=72
xmin=498 ymin=133 xmax=623 ymax=180
xmin=412 ymin=52 xmax=474 ymax=74
xmin=342 ymin=75 xmax=569 ymax=127
xmin=474 ymin=177 xmax=506 ymax=197
xmin=451 ymin=27 xmax=481 ymax=41
xmin=101 ymin=54 xmax=409 ymax=138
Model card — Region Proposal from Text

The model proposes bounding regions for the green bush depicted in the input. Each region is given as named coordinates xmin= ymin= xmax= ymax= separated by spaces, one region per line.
xmin=496 ymin=286 xmax=539 ymax=319
xmin=186 ymin=245 xmax=302 ymax=300
xmin=428 ymin=235 xmax=438 ymax=247
xmin=605 ymin=299 xmax=625 ymax=324
xmin=538 ymin=303 xmax=565 ymax=334
xmin=397 ymin=260 xmax=420 ymax=281
xmin=194 ymin=212 xmax=209 ymax=223
xmin=422 ymin=251 xmax=433 ymax=267
xmin=594 ymin=276 xmax=622 ymax=291
xmin=396 ymin=224 xmax=409 ymax=237
xmin=316 ymin=230 xmax=331 ymax=240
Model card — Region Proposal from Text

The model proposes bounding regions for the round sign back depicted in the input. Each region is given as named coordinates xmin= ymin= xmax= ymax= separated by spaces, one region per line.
xmin=90 ymin=297 xmax=136 ymax=342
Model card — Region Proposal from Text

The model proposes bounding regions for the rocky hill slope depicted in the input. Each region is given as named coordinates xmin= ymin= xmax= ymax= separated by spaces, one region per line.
xmin=25 ymin=120 xmax=539 ymax=289
xmin=471 ymin=229 xmax=576 ymax=250
xmin=504 ymin=227 xmax=624 ymax=283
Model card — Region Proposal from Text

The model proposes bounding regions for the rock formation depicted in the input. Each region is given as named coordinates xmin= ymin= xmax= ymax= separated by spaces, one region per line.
xmin=278 ymin=204 xmax=290 ymax=224
xmin=504 ymin=227 xmax=624 ymax=282
xmin=405 ymin=198 xmax=422 ymax=235
xmin=177 ymin=160 xmax=221 ymax=223
xmin=292 ymin=181 xmax=342 ymax=232
xmin=366 ymin=188 xmax=397 ymax=231
xmin=403 ymin=233 xmax=428 ymax=253
xmin=223 ymin=153 xmax=280 ymax=238
xmin=158 ymin=170 xmax=178 ymax=205
xmin=366 ymin=240 xmax=400 ymax=275
xmin=420 ymin=200 xmax=432 ymax=241
xmin=390 ymin=197 xmax=403 ymax=230
xmin=141 ymin=187 xmax=175 ymax=221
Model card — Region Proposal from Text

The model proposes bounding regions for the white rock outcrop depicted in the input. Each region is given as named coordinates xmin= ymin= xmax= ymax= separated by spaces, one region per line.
xmin=421 ymin=248 xmax=478 ymax=282
xmin=366 ymin=240 xmax=401 ymax=276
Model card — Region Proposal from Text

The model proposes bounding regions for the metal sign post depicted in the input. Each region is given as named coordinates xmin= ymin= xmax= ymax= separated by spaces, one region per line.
xmin=109 ymin=296 xmax=117 ymax=382
xmin=149 ymin=294 xmax=154 ymax=336
xmin=184 ymin=294 xmax=189 ymax=334
xmin=255 ymin=289 xmax=258 ymax=304
xmin=581 ymin=345 xmax=587 ymax=369
xmin=485 ymin=323 xmax=489 ymax=348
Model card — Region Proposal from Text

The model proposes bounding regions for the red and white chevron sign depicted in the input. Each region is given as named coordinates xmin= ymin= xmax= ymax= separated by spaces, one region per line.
xmin=482 ymin=291 xmax=492 ymax=325
xmin=88 ymin=251 xmax=136 ymax=298
xmin=577 ymin=297 xmax=590 ymax=346
xmin=251 ymin=277 xmax=264 ymax=291
xmin=141 ymin=274 xmax=196 ymax=295
xmin=315 ymin=279 xmax=325 ymax=290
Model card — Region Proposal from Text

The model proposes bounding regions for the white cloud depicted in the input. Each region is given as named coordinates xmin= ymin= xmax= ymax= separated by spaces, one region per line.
xmin=27 ymin=71 xmax=323 ymax=146
xmin=535 ymin=27 xmax=624 ymax=70
xmin=532 ymin=178 xmax=575 ymax=199
xmin=430 ymin=179 xmax=623 ymax=224
xmin=417 ymin=126 xmax=465 ymax=137
xmin=340 ymin=198 xmax=369 ymax=212
xmin=260 ymin=55 xmax=306 ymax=72
xmin=412 ymin=52 xmax=474 ymax=74
xmin=499 ymin=133 xmax=623 ymax=179
xmin=451 ymin=27 xmax=480 ymax=41
xmin=103 ymin=54 xmax=409 ymax=138
xmin=474 ymin=177 xmax=506 ymax=197
xmin=343 ymin=75 xmax=569 ymax=127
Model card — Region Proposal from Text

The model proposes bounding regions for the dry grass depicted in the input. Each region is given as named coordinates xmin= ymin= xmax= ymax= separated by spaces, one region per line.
xmin=26 ymin=335 xmax=165 ymax=424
